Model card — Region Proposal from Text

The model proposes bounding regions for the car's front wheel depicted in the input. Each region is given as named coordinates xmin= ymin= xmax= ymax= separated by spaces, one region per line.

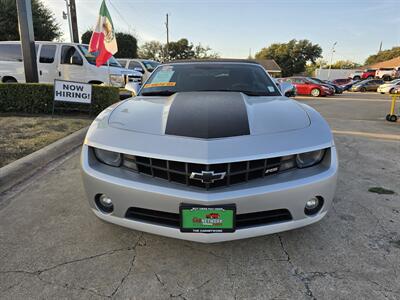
xmin=310 ymin=88 xmax=320 ymax=97
xmin=360 ymin=87 xmax=366 ymax=92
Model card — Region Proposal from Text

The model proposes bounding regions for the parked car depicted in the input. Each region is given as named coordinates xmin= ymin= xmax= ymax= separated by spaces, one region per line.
xmin=392 ymin=85 xmax=400 ymax=94
xmin=375 ymin=67 xmax=400 ymax=81
xmin=284 ymin=77 xmax=334 ymax=97
xmin=275 ymin=79 xmax=296 ymax=97
xmin=0 ymin=41 xmax=140 ymax=87
xmin=341 ymin=79 xmax=361 ymax=91
xmin=81 ymin=60 xmax=338 ymax=242
xmin=350 ymin=79 xmax=385 ymax=92
xmin=349 ymin=70 xmax=363 ymax=80
xmin=377 ymin=79 xmax=400 ymax=94
xmin=311 ymin=77 xmax=343 ymax=94
xmin=361 ymin=69 xmax=377 ymax=80
xmin=117 ymin=58 xmax=160 ymax=83
xmin=332 ymin=78 xmax=352 ymax=86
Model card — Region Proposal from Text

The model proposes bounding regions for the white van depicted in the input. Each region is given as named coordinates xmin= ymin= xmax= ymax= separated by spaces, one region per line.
xmin=117 ymin=58 xmax=160 ymax=83
xmin=0 ymin=41 xmax=141 ymax=87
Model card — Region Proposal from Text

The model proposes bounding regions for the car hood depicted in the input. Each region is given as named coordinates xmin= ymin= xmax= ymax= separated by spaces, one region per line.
xmin=108 ymin=92 xmax=310 ymax=138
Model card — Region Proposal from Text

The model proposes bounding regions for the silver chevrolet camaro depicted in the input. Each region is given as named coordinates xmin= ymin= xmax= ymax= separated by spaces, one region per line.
xmin=81 ymin=60 xmax=338 ymax=243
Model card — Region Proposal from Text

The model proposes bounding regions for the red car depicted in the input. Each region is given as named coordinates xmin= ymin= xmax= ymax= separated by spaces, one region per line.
xmin=361 ymin=69 xmax=376 ymax=79
xmin=284 ymin=77 xmax=334 ymax=97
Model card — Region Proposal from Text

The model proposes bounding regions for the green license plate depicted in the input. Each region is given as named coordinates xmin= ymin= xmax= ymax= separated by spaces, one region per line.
xmin=180 ymin=204 xmax=236 ymax=233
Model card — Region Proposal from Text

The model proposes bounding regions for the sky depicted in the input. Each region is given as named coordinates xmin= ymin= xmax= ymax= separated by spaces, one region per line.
xmin=43 ymin=0 xmax=400 ymax=64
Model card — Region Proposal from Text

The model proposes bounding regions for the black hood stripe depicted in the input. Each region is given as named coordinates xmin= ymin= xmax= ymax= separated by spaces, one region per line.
xmin=165 ymin=92 xmax=250 ymax=139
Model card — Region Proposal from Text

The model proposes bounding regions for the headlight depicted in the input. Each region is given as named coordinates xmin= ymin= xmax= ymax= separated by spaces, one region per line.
xmin=93 ymin=148 xmax=121 ymax=167
xmin=296 ymin=149 xmax=325 ymax=168
xmin=109 ymin=74 xmax=125 ymax=87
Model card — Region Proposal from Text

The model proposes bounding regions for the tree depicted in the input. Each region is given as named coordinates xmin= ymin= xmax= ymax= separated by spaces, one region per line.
xmin=193 ymin=43 xmax=219 ymax=59
xmin=168 ymin=38 xmax=195 ymax=60
xmin=328 ymin=60 xmax=361 ymax=69
xmin=138 ymin=41 xmax=165 ymax=61
xmin=255 ymin=39 xmax=322 ymax=77
xmin=365 ymin=46 xmax=400 ymax=65
xmin=0 ymin=0 xmax=61 ymax=41
xmin=138 ymin=39 xmax=219 ymax=61
xmin=81 ymin=31 xmax=138 ymax=58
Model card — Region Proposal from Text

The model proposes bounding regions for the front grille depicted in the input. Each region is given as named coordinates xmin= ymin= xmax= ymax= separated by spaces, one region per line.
xmin=122 ymin=154 xmax=296 ymax=190
xmin=125 ymin=207 xmax=292 ymax=229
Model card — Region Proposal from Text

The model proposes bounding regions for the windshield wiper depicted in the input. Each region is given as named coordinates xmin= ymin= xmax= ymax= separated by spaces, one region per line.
xmin=141 ymin=90 xmax=176 ymax=96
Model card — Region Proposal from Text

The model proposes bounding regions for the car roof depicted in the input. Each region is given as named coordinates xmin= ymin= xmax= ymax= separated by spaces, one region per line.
xmin=162 ymin=59 xmax=262 ymax=66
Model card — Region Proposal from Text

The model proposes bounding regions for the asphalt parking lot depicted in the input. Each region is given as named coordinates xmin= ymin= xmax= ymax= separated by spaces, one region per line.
xmin=1 ymin=92 xmax=399 ymax=299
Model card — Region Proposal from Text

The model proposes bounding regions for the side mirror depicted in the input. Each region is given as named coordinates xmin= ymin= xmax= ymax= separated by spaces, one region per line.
xmin=134 ymin=67 xmax=145 ymax=74
xmin=125 ymin=82 xmax=140 ymax=96
xmin=276 ymin=82 xmax=282 ymax=91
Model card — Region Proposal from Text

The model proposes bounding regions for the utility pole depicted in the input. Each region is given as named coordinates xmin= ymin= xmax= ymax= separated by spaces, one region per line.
xmin=327 ymin=41 xmax=337 ymax=80
xmin=16 ymin=0 xmax=38 ymax=83
xmin=64 ymin=0 xmax=73 ymax=42
xmin=69 ymin=0 xmax=79 ymax=43
xmin=165 ymin=13 xmax=169 ymax=61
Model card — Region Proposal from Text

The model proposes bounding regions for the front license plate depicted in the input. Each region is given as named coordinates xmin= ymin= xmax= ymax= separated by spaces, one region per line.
xmin=180 ymin=204 xmax=236 ymax=233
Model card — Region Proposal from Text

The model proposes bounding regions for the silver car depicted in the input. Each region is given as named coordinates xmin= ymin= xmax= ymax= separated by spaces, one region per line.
xmin=81 ymin=60 xmax=338 ymax=243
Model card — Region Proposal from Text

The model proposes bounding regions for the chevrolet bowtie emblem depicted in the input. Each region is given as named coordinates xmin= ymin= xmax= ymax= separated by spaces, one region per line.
xmin=190 ymin=171 xmax=226 ymax=184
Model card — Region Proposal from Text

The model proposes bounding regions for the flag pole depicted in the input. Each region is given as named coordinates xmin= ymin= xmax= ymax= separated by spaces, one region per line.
xmin=107 ymin=59 xmax=110 ymax=85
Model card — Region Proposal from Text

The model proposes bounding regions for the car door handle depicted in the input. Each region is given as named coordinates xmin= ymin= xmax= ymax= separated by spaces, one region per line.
xmin=59 ymin=71 xmax=61 ymax=77
xmin=39 ymin=70 xmax=42 ymax=76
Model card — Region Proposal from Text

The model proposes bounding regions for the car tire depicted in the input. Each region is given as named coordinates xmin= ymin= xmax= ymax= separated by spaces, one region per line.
xmin=389 ymin=115 xmax=398 ymax=122
xmin=3 ymin=78 xmax=17 ymax=83
xmin=389 ymin=88 xmax=395 ymax=94
xmin=310 ymin=88 xmax=320 ymax=97
xmin=353 ymin=76 xmax=361 ymax=80
xmin=367 ymin=76 xmax=374 ymax=79
xmin=360 ymin=87 xmax=366 ymax=92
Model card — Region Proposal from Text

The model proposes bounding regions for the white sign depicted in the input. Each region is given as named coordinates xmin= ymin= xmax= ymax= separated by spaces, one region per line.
xmin=54 ymin=80 xmax=92 ymax=104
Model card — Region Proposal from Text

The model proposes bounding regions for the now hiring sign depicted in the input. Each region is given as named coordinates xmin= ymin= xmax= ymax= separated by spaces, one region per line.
xmin=54 ymin=80 xmax=92 ymax=104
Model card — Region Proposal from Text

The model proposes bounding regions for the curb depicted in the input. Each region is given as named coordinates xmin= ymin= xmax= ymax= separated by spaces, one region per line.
xmin=0 ymin=126 xmax=89 ymax=194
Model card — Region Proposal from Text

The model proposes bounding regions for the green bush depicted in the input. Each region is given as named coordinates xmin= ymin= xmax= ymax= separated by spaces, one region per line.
xmin=0 ymin=83 xmax=120 ymax=115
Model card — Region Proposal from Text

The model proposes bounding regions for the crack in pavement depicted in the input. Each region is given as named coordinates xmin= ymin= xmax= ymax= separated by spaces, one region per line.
xmin=155 ymin=272 xmax=165 ymax=286
xmin=278 ymin=235 xmax=317 ymax=300
xmin=170 ymin=277 xmax=213 ymax=299
xmin=0 ymin=234 xmax=144 ymax=299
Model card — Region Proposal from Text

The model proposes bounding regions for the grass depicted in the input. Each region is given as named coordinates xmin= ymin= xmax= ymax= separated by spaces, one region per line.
xmin=0 ymin=115 xmax=92 ymax=168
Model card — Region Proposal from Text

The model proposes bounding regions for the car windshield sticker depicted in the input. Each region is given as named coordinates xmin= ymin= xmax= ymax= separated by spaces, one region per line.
xmin=268 ymin=86 xmax=275 ymax=92
xmin=151 ymin=69 xmax=175 ymax=84
xmin=144 ymin=82 xmax=176 ymax=88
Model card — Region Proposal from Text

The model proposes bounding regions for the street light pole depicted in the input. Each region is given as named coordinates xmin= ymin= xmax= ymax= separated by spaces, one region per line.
xmin=64 ymin=0 xmax=73 ymax=42
xmin=165 ymin=13 xmax=169 ymax=61
xmin=69 ymin=0 xmax=79 ymax=43
xmin=16 ymin=0 xmax=38 ymax=83
xmin=327 ymin=41 xmax=337 ymax=80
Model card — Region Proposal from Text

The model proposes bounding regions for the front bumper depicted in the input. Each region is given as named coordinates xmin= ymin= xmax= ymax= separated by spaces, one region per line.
xmin=81 ymin=145 xmax=338 ymax=243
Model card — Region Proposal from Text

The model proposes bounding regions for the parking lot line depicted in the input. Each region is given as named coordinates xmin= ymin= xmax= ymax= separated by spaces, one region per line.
xmin=332 ymin=130 xmax=400 ymax=141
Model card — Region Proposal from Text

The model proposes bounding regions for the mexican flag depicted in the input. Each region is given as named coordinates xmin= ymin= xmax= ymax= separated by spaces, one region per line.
xmin=89 ymin=0 xmax=118 ymax=67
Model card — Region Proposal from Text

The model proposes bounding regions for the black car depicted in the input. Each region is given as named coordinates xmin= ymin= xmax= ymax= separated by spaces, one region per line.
xmin=311 ymin=77 xmax=343 ymax=94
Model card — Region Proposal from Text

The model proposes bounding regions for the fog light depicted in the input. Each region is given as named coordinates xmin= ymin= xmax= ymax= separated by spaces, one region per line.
xmin=304 ymin=196 xmax=324 ymax=216
xmin=305 ymin=198 xmax=319 ymax=210
xmin=95 ymin=194 xmax=114 ymax=213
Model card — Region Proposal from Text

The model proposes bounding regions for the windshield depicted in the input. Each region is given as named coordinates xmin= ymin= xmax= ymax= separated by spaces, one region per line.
xmin=78 ymin=45 xmax=121 ymax=67
xmin=142 ymin=60 xmax=160 ymax=72
xmin=139 ymin=63 xmax=280 ymax=97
